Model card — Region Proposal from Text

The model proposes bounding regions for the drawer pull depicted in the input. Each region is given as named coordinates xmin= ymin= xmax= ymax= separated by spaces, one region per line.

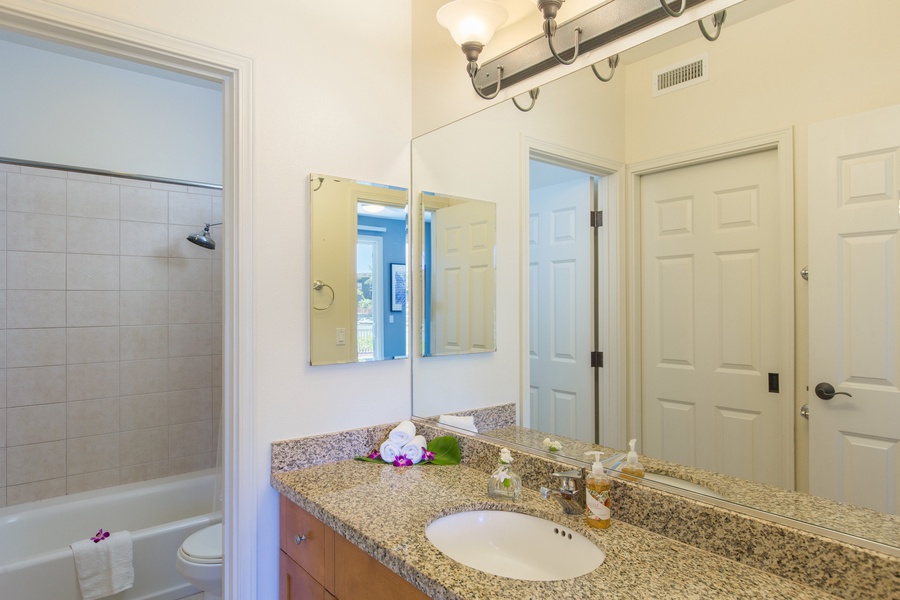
xmin=294 ymin=534 xmax=308 ymax=545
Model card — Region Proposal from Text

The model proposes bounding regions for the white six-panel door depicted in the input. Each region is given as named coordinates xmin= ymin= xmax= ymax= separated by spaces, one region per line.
xmin=808 ymin=104 xmax=900 ymax=514
xmin=431 ymin=201 xmax=496 ymax=354
xmin=529 ymin=176 xmax=593 ymax=442
xmin=641 ymin=149 xmax=789 ymax=487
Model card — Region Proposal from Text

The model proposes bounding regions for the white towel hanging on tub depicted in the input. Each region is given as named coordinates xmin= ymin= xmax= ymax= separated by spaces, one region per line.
xmin=70 ymin=530 xmax=135 ymax=600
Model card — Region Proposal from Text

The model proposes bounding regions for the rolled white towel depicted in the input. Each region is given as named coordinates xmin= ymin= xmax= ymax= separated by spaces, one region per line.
xmin=388 ymin=420 xmax=416 ymax=446
xmin=438 ymin=414 xmax=478 ymax=433
xmin=379 ymin=440 xmax=402 ymax=463
xmin=71 ymin=530 xmax=134 ymax=600
xmin=401 ymin=435 xmax=428 ymax=465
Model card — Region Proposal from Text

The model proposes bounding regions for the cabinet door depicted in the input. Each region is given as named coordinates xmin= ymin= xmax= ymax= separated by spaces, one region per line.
xmin=280 ymin=551 xmax=328 ymax=600
xmin=279 ymin=496 xmax=335 ymax=592
xmin=333 ymin=533 xmax=429 ymax=600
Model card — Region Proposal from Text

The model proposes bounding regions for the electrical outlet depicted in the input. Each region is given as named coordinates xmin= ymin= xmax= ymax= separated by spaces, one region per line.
xmin=336 ymin=328 xmax=346 ymax=345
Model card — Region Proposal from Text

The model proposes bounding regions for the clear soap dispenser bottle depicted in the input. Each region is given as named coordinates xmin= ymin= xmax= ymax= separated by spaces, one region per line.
xmin=621 ymin=439 xmax=645 ymax=481
xmin=584 ymin=451 xmax=611 ymax=529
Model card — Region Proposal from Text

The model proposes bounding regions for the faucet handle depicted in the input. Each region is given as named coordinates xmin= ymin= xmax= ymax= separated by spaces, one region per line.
xmin=550 ymin=469 xmax=582 ymax=492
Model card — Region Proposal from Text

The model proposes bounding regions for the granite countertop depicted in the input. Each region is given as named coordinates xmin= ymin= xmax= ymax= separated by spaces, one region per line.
xmin=272 ymin=460 xmax=837 ymax=600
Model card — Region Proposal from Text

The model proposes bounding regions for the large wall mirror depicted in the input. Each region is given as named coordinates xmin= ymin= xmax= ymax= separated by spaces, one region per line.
xmin=419 ymin=192 xmax=497 ymax=357
xmin=411 ymin=0 xmax=900 ymax=552
xmin=310 ymin=174 xmax=408 ymax=366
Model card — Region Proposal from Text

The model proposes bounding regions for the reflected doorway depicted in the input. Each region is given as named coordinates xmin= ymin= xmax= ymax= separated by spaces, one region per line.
xmin=357 ymin=235 xmax=384 ymax=361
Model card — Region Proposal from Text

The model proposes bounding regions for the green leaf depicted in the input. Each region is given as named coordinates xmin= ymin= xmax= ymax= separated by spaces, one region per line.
xmin=354 ymin=456 xmax=386 ymax=463
xmin=426 ymin=436 xmax=461 ymax=465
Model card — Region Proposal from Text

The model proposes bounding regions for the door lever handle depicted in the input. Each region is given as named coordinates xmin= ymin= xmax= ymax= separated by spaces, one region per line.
xmin=815 ymin=382 xmax=852 ymax=400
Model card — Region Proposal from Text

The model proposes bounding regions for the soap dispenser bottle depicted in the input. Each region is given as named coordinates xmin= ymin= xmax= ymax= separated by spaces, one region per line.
xmin=584 ymin=451 xmax=611 ymax=529
xmin=621 ymin=439 xmax=645 ymax=481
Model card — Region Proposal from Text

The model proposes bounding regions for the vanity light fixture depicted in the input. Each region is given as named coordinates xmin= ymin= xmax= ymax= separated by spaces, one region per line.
xmin=436 ymin=0 xmax=510 ymax=99
xmin=441 ymin=0 xmax=723 ymax=100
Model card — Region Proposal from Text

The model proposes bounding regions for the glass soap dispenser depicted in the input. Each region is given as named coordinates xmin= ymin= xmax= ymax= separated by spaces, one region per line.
xmin=584 ymin=451 xmax=611 ymax=529
xmin=621 ymin=438 xmax=645 ymax=481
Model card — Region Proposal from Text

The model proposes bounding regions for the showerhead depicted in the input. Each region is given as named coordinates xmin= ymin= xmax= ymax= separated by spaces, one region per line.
xmin=186 ymin=222 xmax=222 ymax=250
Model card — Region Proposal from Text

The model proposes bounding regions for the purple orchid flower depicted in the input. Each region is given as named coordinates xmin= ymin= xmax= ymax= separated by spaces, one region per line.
xmin=367 ymin=450 xmax=381 ymax=461
xmin=91 ymin=529 xmax=110 ymax=543
xmin=392 ymin=456 xmax=413 ymax=467
xmin=422 ymin=449 xmax=435 ymax=462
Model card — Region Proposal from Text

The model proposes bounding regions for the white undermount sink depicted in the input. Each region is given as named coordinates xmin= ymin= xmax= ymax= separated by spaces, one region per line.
xmin=425 ymin=510 xmax=605 ymax=581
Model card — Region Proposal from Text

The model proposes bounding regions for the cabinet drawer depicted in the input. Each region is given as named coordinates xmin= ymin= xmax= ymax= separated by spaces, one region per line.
xmin=280 ymin=551 xmax=332 ymax=600
xmin=334 ymin=533 xmax=429 ymax=600
xmin=279 ymin=496 xmax=335 ymax=592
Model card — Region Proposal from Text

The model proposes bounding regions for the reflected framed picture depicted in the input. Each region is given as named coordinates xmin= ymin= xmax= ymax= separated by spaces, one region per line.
xmin=391 ymin=263 xmax=407 ymax=312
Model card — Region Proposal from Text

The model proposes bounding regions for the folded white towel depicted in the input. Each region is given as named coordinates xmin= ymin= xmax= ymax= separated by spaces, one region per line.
xmin=401 ymin=435 xmax=428 ymax=464
xmin=438 ymin=414 xmax=478 ymax=433
xmin=71 ymin=531 xmax=135 ymax=600
xmin=388 ymin=420 xmax=416 ymax=446
xmin=379 ymin=440 xmax=402 ymax=463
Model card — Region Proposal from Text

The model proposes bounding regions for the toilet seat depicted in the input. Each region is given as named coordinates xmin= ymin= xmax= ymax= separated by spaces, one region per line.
xmin=179 ymin=523 xmax=223 ymax=565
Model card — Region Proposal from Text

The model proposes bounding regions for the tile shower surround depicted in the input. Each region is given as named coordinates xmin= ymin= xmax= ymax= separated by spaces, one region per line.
xmin=0 ymin=162 xmax=222 ymax=507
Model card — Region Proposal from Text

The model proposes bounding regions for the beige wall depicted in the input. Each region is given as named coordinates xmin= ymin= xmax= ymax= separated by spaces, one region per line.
xmin=623 ymin=0 xmax=900 ymax=493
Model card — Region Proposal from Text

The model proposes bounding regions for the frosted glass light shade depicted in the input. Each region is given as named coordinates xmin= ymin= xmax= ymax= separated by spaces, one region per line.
xmin=436 ymin=0 xmax=509 ymax=47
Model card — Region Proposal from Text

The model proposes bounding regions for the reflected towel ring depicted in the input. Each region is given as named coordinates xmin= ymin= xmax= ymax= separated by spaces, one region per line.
xmin=590 ymin=54 xmax=619 ymax=82
xmin=659 ymin=0 xmax=686 ymax=18
xmin=699 ymin=10 xmax=727 ymax=41
xmin=512 ymin=88 xmax=540 ymax=112
xmin=312 ymin=280 xmax=335 ymax=311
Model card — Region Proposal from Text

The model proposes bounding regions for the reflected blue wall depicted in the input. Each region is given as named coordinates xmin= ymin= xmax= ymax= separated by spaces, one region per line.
xmin=358 ymin=215 xmax=407 ymax=358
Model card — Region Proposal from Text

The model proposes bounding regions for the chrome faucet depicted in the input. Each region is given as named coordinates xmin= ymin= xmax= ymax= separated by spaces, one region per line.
xmin=540 ymin=469 xmax=584 ymax=515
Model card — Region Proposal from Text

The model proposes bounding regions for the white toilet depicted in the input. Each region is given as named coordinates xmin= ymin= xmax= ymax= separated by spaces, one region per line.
xmin=176 ymin=523 xmax=223 ymax=600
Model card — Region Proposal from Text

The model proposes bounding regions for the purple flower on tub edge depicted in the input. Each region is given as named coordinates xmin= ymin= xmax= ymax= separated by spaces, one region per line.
xmin=91 ymin=529 xmax=110 ymax=543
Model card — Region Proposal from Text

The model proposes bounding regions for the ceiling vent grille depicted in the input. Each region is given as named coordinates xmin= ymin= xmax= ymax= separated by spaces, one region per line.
xmin=652 ymin=54 xmax=709 ymax=97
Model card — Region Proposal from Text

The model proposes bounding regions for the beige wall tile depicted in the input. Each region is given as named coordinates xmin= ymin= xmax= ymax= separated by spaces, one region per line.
xmin=7 ymin=172 xmax=66 ymax=215
xmin=67 ymin=433 xmax=119 ymax=475
xmin=120 ymin=393 xmax=167 ymax=431
xmin=120 ymin=221 xmax=168 ymax=257
xmin=168 ymin=190 xmax=211 ymax=226
xmin=7 ymin=328 xmax=66 ymax=368
xmin=67 ymin=291 xmax=119 ymax=327
xmin=67 ymin=180 xmax=119 ymax=220
xmin=67 ymin=172 xmax=110 ymax=184
xmin=67 ymin=362 xmax=119 ymax=402
xmin=151 ymin=181 xmax=187 ymax=193
xmin=7 ymin=403 xmax=66 ymax=446
xmin=0 ymin=369 xmax=6 ymax=408
xmin=168 ymin=420 xmax=212 ymax=459
xmin=0 ymin=448 xmax=6 ymax=488
xmin=67 ymin=468 xmax=120 ymax=495
xmin=6 ymin=477 xmax=67 ymax=505
xmin=120 ymin=256 xmax=168 ymax=291
xmin=66 ymin=217 xmax=119 ymax=255
xmin=120 ymin=427 xmax=167 ymax=466
xmin=212 ymin=387 xmax=222 ymax=420
xmin=168 ymin=323 xmax=211 ymax=358
xmin=0 ymin=252 xmax=6 ymax=290
xmin=120 ymin=291 xmax=168 ymax=325
xmin=168 ymin=452 xmax=215 ymax=476
xmin=168 ymin=388 xmax=212 ymax=425
xmin=67 ymin=254 xmax=120 ymax=290
xmin=169 ymin=290 xmax=211 ymax=324
xmin=6 ymin=440 xmax=66 ymax=485
xmin=67 ymin=327 xmax=120 ymax=364
xmin=68 ymin=397 xmax=120 ymax=438
xmin=0 ymin=409 xmax=6 ymax=446
xmin=6 ymin=251 xmax=66 ymax=290
xmin=211 ymin=354 xmax=222 ymax=388
xmin=120 ymin=325 xmax=168 ymax=361
xmin=168 ymin=355 xmax=211 ymax=392
xmin=7 ymin=365 xmax=66 ymax=407
xmin=168 ymin=258 xmax=211 ymax=291
xmin=211 ymin=259 xmax=222 ymax=291
xmin=6 ymin=290 xmax=66 ymax=328
xmin=120 ymin=186 xmax=168 ymax=223
xmin=7 ymin=212 xmax=66 ymax=252
xmin=0 ymin=171 xmax=7 ymax=210
xmin=120 ymin=358 xmax=167 ymax=396
xmin=120 ymin=461 xmax=167 ymax=485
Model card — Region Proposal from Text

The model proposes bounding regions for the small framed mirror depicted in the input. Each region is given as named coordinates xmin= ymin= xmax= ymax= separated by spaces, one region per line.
xmin=309 ymin=174 xmax=408 ymax=366
xmin=420 ymin=191 xmax=497 ymax=357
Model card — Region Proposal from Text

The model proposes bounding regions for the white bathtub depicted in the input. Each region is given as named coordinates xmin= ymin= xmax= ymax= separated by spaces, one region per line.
xmin=0 ymin=470 xmax=221 ymax=600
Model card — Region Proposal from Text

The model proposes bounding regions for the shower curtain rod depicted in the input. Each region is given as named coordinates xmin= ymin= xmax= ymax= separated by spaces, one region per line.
xmin=0 ymin=156 xmax=222 ymax=190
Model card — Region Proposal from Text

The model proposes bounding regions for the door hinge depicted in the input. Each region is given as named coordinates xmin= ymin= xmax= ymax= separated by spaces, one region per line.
xmin=591 ymin=351 xmax=604 ymax=368
xmin=590 ymin=210 xmax=603 ymax=228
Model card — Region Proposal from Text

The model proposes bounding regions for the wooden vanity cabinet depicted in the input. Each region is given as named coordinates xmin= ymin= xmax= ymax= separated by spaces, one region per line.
xmin=279 ymin=495 xmax=428 ymax=600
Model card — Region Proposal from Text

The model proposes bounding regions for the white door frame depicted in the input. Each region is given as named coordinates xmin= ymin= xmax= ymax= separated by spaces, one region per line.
xmin=626 ymin=129 xmax=794 ymax=486
xmin=357 ymin=234 xmax=384 ymax=361
xmin=520 ymin=136 xmax=625 ymax=449
xmin=0 ymin=2 xmax=256 ymax=597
